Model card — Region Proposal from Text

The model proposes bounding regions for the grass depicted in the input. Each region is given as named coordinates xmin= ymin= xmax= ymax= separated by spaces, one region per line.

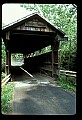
xmin=1 ymin=72 xmax=7 ymax=80
xmin=57 ymin=75 xmax=76 ymax=94
xmin=1 ymin=82 xmax=14 ymax=114
xmin=52 ymin=75 xmax=76 ymax=94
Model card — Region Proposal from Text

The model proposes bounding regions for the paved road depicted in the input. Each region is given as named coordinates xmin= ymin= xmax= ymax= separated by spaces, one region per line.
xmin=12 ymin=73 xmax=76 ymax=115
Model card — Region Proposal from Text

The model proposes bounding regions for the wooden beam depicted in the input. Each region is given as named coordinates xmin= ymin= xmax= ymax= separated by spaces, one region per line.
xmin=51 ymin=41 xmax=59 ymax=78
xmin=20 ymin=67 xmax=34 ymax=78
xmin=10 ymin=30 xmax=55 ymax=36
xmin=11 ymin=32 xmax=51 ymax=37
xmin=25 ymin=25 xmax=46 ymax=28
xmin=51 ymin=45 xmax=55 ymax=77
xmin=6 ymin=51 xmax=9 ymax=75
xmin=6 ymin=50 xmax=11 ymax=75
xmin=1 ymin=74 xmax=11 ymax=87
xmin=6 ymin=31 xmax=10 ymax=40
xmin=9 ymin=51 xmax=11 ymax=74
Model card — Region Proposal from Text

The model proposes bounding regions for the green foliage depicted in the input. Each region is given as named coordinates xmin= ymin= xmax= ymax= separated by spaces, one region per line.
xmin=41 ymin=45 xmax=51 ymax=54
xmin=56 ymin=75 xmax=76 ymax=93
xmin=41 ymin=47 xmax=47 ymax=54
xmin=11 ymin=53 xmax=23 ymax=60
xmin=31 ymin=45 xmax=51 ymax=56
xmin=1 ymin=72 xmax=7 ymax=80
xmin=34 ymin=50 xmax=40 ymax=56
xmin=1 ymin=83 xmax=14 ymax=114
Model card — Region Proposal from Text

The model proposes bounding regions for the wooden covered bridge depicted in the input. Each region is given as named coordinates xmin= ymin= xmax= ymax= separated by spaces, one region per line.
xmin=2 ymin=13 xmax=67 ymax=79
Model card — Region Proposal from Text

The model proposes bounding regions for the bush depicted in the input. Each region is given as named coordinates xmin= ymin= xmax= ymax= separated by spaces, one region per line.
xmin=1 ymin=82 xmax=14 ymax=114
xmin=56 ymin=75 xmax=76 ymax=93
xmin=1 ymin=72 xmax=6 ymax=80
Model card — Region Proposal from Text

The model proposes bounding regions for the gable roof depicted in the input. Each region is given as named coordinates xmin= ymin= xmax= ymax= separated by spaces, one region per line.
xmin=2 ymin=12 xmax=65 ymax=36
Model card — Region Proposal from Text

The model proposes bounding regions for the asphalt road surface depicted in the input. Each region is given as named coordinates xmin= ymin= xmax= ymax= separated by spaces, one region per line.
xmin=12 ymin=73 xmax=76 ymax=115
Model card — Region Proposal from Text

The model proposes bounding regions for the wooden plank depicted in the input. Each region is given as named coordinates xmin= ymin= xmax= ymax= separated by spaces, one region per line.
xmin=20 ymin=67 xmax=34 ymax=78
xmin=59 ymin=70 xmax=77 ymax=78
xmin=2 ymin=77 xmax=10 ymax=87
xmin=66 ymin=74 xmax=76 ymax=77
xmin=51 ymin=41 xmax=59 ymax=77
xmin=6 ymin=51 xmax=10 ymax=75
xmin=51 ymin=45 xmax=55 ymax=77
xmin=25 ymin=25 xmax=46 ymax=28
xmin=40 ymin=67 xmax=52 ymax=72
xmin=2 ymin=74 xmax=11 ymax=83
xmin=43 ymin=62 xmax=52 ymax=64
xmin=11 ymin=32 xmax=51 ymax=37
xmin=43 ymin=62 xmax=58 ymax=65
xmin=53 ymin=63 xmax=58 ymax=65
xmin=6 ymin=31 xmax=10 ymax=40
xmin=60 ymin=70 xmax=77 ymax=74
xmin=65 ymin=70 xmax=77 ymax=74
xmin=1 ymin=74 xmax=11 ymax=87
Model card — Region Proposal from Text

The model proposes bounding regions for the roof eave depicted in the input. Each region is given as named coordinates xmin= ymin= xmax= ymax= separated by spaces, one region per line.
xmin=2 ymin=13 xmax=65 ymax=36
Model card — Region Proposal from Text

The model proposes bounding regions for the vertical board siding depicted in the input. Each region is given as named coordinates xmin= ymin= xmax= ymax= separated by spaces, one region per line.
xmin=13 ymin=18 xmax=55 ymax=32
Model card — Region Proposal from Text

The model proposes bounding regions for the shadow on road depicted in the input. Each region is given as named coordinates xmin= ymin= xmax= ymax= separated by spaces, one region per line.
xmin=12 ymin=73 xmax=76 ymax=115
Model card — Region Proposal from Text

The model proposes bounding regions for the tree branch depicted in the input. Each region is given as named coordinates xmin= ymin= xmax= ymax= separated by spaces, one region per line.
xmin=72 ymin=4 xmax=77 ymax=9
xmin=35 ymin=4 xmax=44 ymax=17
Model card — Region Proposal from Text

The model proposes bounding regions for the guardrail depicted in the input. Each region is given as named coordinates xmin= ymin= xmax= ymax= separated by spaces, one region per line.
xmin=1 ymin=74 xmax=11 ymax=87
xmin=60 ymin=70 xmax=77 ymax=77
xmin=59 ymin=70 xmax=77 ymax=85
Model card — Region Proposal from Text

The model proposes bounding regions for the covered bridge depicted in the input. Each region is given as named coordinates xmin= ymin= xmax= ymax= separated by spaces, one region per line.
xmin=2 ymin=13 xmax=67 ymax=78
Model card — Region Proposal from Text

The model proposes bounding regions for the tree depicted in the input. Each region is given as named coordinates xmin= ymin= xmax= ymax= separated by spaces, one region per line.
xmin=20 ymin=4 xmax=77 ymax=71
xmin=72 ymin=4 xmax=77 ymax=9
